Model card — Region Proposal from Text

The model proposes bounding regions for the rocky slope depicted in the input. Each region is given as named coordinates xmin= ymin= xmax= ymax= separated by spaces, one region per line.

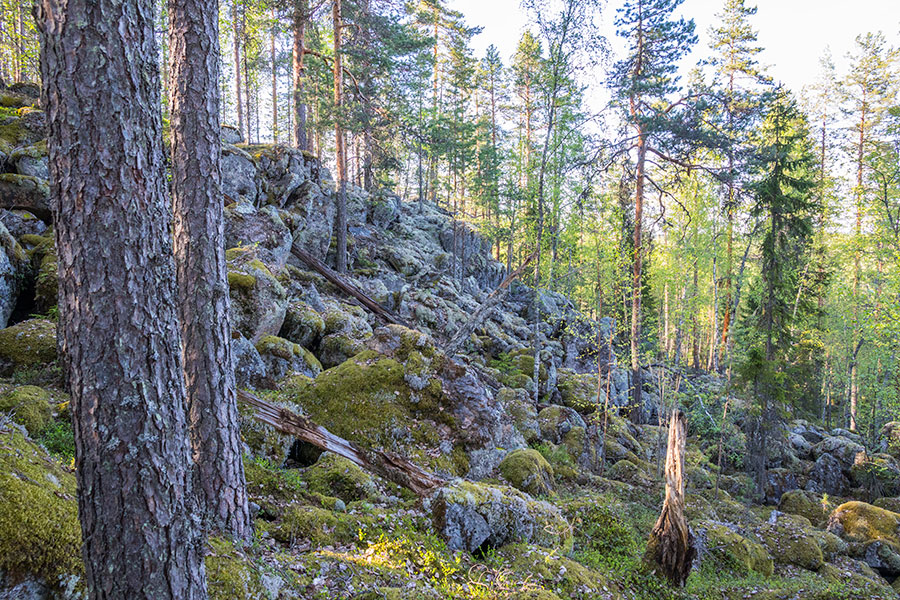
xmin=1 ymin=82 xmax=900 ymax=599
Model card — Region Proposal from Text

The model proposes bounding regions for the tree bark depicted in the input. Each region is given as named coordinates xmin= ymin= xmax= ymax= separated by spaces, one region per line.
xmin=333 ymin=0 xmax=348 ymax=272
xmin=169 ymin=0 xmax=250 ymax=541
xmin=645 ymin=409 xmax=695 ymax=587
xmin=630 ymin=131 xmax=646 ymax=424
xmin=37 ymin=0 xmax=207 ymax=596
xmin=291 ymin=0 xmax=308 ymax=150
xmin=271 ymin=11 xmax=278 ymax=143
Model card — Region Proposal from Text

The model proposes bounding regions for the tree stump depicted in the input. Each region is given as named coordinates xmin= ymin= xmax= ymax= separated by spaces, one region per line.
xmin=644 ymin=409 xmax=696 ymax=587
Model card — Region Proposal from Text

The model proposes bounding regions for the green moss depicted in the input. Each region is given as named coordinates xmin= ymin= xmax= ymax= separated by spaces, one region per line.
xmin=495 ymin=543 xmax=614 ymax=599
xmin=304 ymin=452 xmax=378 ymax=502
xmin=756 ymin=513 xmax=824 ymax=570
xmin=206 ymin=537 xmax=265 ymax=600
xmin=829 ymin=500 xmax=900 ymax=547
xmin=779 ymin=489 xmax=828 ymax=526
xmin=0 ymin=117 xmax=24 ymax=154
xmin=227 ymin=270 xmax=257 ymax=290
xmin=271 ymin=504 xmax=372 ymax=546
xmin=700 ymin=521 xmax=773 ymax=576
xmin=0 ymin=385 xmax=52 ymax=435
xmin=0 ymin=428 xmax=83 ymax=586
xmin=499 ymin=449 xmax=555 ymax=497
xmin=0 ymin=318 xmax=57 ymax=372
xmin=34 ymin=247 xmax=58 ymax=314
xmin=225 ymin=246 xmax=254 ymax=261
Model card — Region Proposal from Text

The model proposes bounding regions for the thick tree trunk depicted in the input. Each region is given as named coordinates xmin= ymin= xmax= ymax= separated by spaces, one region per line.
xmin=333 ymin=0 xmax=348 ymax=272
xmin=169 ymin=0 xmax=250 ymax=541
xmin=37 ymin=0 xmax=207 ymax=597
xmin=645 ymin=409 xmax=695 ymax=587
xmin=291 ymin=0 xmax=308 ymax=150
xmin=271 ymin=14 xmax=278 ymax=143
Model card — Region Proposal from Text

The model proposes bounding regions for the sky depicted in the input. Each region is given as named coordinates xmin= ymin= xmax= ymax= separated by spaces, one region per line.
xmin=448 ymin=0 xmax=900 ymax=100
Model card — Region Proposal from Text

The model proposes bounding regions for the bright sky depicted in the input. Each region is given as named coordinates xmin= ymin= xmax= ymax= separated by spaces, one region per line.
xmin=449 ymin=0 xmax=900 ymax=100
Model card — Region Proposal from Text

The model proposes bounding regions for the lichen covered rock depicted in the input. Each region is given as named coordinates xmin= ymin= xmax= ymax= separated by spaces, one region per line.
xmin=0 ymin=386 xmax=51 ymax=435
xmin=499 ymin=449 xmax=555 ymax=497
xmin=779 ymin=489 xmax=829 ymax=526
xmin=0 ymin=318 xmax=57 ymax=376
xmin=756 ymin=511 xmax=824 ymax=571
xmin=279 ymin=300 xmax=325 ymax=348
xmin=827 ymin=501 xmax=900 ymax=549
xmin=255 ymin=335 xmax=322 ymax=381
xmin=427 ymin=480 xmax=571 ymax=553
xmin=227 ymin=251 xmax=288 ymax=342
xmin=697 ymin=520 xmax=774 ymax=576
xmin=303 ymin=451 xmax=379 ymax=502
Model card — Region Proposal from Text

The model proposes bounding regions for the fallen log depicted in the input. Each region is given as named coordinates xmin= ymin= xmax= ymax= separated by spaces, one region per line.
xmin=237 ymin=389 xmax=445 ymax=496
xmin=445 ymin=250 xmax=537 ymax=355
xmin=290 ymin=243 xmax=410 ymax=328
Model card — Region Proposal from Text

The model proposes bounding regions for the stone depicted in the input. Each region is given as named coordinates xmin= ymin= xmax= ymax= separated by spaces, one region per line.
xmin=231 ymin=333 xmax=267 ymax=389
xmin=537 ymin=405 xmax=586 ymax=445
xmin=7 ymin=144 xmax=48 ymax=179
xmin=279 ymin=300 xmax=325 ymax=349
xmin=779 ymin=489 xmax=828 ymax=526
xmin=427 ymin=480 xmax=571 ymax=554
xmin=226 ymin=252 xmax=288 ymax=342
xmin=696 ymin=520 xmax=773 ymax=576
xmin=0 ymin=386 xmax=51 ymax=436
xmin=0 ymin=318 xmax=57 ymax=376
xmin=827 ymin=501 xmax=900 ymax=548
xmin=221 ymin=144 xmax=259 ymax=204
xmin=806 ymin=451 xmax=848 ymax=496
xmin=764 ymin=468 xmax=798 ymax=505
xmin=0 ymin=210 xmax=46 ymax=239
xmin=221 ymin=125 xmax=242 ymax=144
xmin=0 ymin=174 xmax=51 ymax=222
xmin=283 ymin=180 xmax=334 ymax=261
xmin=499 ymin=449 xmax=555 ymax=497
xmin=255 ymin=335 xmax=322 ymax=381
xmin=303 ymin=452 xmax=379 ymax=502
xmin=756 ymin=511 xmax=824 ymax=571
xmin=812 ymin=435 xmax=867 ymax=472
xmin=224 ymin=204 xmax=292 ymax=271
xmin=497 ymin=387 xmax=539 ymax=444
xmin=0 ymin=221 xmax=25 ymax=328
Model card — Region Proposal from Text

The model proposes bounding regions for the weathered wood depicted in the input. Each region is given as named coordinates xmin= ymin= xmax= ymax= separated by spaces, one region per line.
xmin=445 ymin=250 xmax=537 ymax=355
xmin=644 ymin=409 xmax=695 ymax=587
xmin=237 ymin=389 xmax=445 ymax=496
xmin=291 ymin=243 xmax=410 ymax=328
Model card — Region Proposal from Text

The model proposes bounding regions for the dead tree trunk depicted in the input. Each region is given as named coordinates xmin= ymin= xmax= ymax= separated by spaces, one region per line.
xmin=238 ymin=390 xmax=445 ymax=496
xmin=645 ymin=409 xmax=695 ymax=587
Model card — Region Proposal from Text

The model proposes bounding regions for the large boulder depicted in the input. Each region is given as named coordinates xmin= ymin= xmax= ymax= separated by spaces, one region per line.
xmin=427 ymin=480 xmax=571 ymax=553
xmin=812 ymin=434 xmax=867 ymax=472
xmin=696 ymin=520 xmax=773 ymax=576
xmin=283 ymin=180 xmax=334 ymax=261
xmin=0 ymin=174 xmax=51 ymax=222
xmin=779 ymin=489 xmax=828 ymax=526
xmin=221 ymin=144 xmax=259 ymax=204
xmin=499 ymin=449 xmax=554 ymax=497
xmin=279 ymin=300 xmax=325 ymax=349
xmin=255 ymin=335 xmax=322 ymax=381
xmin=226 ymin=251 xmax=288 ymax=342
xmin=827 ymin=501 xmax=900 ymax=576
xmin=764 ymin=468 xmax=798 ymax=505
xmin=756 ymin=511 xmax=824 ymax=571
xmin=7 ymin=143 xmax=48 ymax=179
xmin=231 ymin=333 xmax=267 ymax=389
xmin=0 ymin=386 xmax=51 ymax=436
xmin=497 ymin=387 xmax=539 ymax=444
xmin=881 ymin=422 xmax=900 ymax=458
xmin=807 ymin=450 xmax=849 ymax=496
xmin=224 ymin=204 xmax=292 ymax=271
xmin=0 ymin=318 xmax=57 ymax=376
xmin=0 ymin=221 xmax=25 ymax=328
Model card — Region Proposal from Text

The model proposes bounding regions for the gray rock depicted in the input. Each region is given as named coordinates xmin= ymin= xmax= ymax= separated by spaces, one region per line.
xmin=224 ymin=204 xmax=292 ymax=270
xmin=279 ymin=300 xmax=325 ymax=348
xmin=283 ymin=180 xmax=334 ymax=261
xmin=0 ymin=174 xmax=52 ymax=221
xmin=0 ymin=209 xmax=47 ymax=238
xmin=232 ymin=334 xmax=267 ymax=388
xmin=221 ymin=144 xmax=259 ymax=204
xmin=221 ymin=125 xmax=242 ymax=145
xmin=369 ymin=190 xmax=401 ymax=229
xmin=8 ymin=144 xmax=48 ymax=179
xmin=0 ymin=222 xmax=24 ymax=329
xmin=806 ymin=452 xmax=848 ymax=496
xmin=427 ymin=480 xmax=571 ymax=553
xmin=255 ymin=335 xmax=322 ymax=381
xmin=812 ymin=435 xmax=867 ymax=472
xmin=227 ymin=257 xmax=288 ymax=342
xmin=0 ymin=572 xmax=50 ymax=600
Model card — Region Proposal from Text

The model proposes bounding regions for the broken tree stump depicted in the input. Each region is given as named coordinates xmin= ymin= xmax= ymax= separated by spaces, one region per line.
xmin=644 ymin=409 xmax=696 ymax=587
xmin=237 ymin=389 xmax=445 ymax=496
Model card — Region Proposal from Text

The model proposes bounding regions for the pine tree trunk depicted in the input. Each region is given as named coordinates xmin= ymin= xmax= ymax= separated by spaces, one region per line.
xmin=333 ymin=0 xmax=348 ymax=272
xmin=232 ymin=0 xmax=244 ymax=142
xmin=271 ymin=14 xmax=278 ymax=143
xmin=291 ymin=0 xmax=308 ymax=150
xmin=630 ymin=131 xmax=646 ymax=424
xmin=645 ymin=409 xmax=695 ymax=587
xmin=169 ymin=0 xmax=250 ymax=541
xmin=37 ymin=0 xmax=207 ymax=596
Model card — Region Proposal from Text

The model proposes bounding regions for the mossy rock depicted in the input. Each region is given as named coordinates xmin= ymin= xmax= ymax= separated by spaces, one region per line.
xmin=556 ymin=369 xmax=597 ymax=413
xmin=510 ymin=350 xmax=548 ymax=385
xmin=271 ymin=504 xmax=370 ymax=546
xmin=243 ymin=458 xmax=307 ymax=505
xmin=780 ymin=489 xmax=829 ymax=526
xmin=206 ymin=537 xmax=266 ymax=600
xmin=698 ymin=520 xmax=774 ymax=576
xmin=255 ymin=335 xmax=322 ymax=380
xmin=607 ymin=459 xmax=652 ymax=487
xmin=238 ymin=400 xmax=294 ymax=464
xmin=498 ymin=387 xmax=539 ymax=444
xmin=827 ymin=501 xmax=900 ymax=547
xmin=33 ymin=244 xmax=58 ymax=315
xmin=0 ymin=385 xmax=51 ymax=435
xmin=494 ymin=543 xmax=613 ymax=598
xmin=499 ymin=448 xmax=554 ymax=497
xmin=427 ymin=481 xmax=572 ymax=554
xmin=0 ymin=318 xmax=57 ymax=375
xmin=818 ymin=559 xmax=899 ymax=599
xmin=304 ymin=451 xmax=379 ymax=502
xmin=279 ymin=300 xmax=325 ymax=348
xmin=873 ymin=497 xmax=900 ymax=514
xmin=756 ymin=512 xmax=824 ymax=570
xmin=563 ymin=495 xmax=641 ymax=559
xmin=227 ymin=254 xmax=287 ymax=342
xmin=0 ymin=428 xmax=83 ymax=587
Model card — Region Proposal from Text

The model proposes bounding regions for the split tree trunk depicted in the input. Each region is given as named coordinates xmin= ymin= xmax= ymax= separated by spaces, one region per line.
xmin=37 ymin=0 xmax=207 ymax=595
xmin=169 ymin=0 xmax=250 ymax=540
xmin=645 ymin=409 xmax=695 ymax=587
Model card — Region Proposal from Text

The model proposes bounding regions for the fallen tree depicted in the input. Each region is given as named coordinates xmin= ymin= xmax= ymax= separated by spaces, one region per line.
xmin=237 ymin=389 xmax=445 ymax=496
xmin=291 ymin=243 xmax=410 ymax=328
xmin=445 ymin=250 xmax=537 ymax=355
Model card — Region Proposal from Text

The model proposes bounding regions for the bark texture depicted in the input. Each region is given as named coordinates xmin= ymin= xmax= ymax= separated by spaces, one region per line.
xmin=333 ymin=0 xmax=348 ymax=272
xmin=292 ymin=0 xmax=308 ymax=150
xmin=169 ymin=0 xmax=250 ymax=540
xmin=644 ymin=409 xmax=695 ymax=587
xmin=37 ymin=0 xmax=207 ymax=597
